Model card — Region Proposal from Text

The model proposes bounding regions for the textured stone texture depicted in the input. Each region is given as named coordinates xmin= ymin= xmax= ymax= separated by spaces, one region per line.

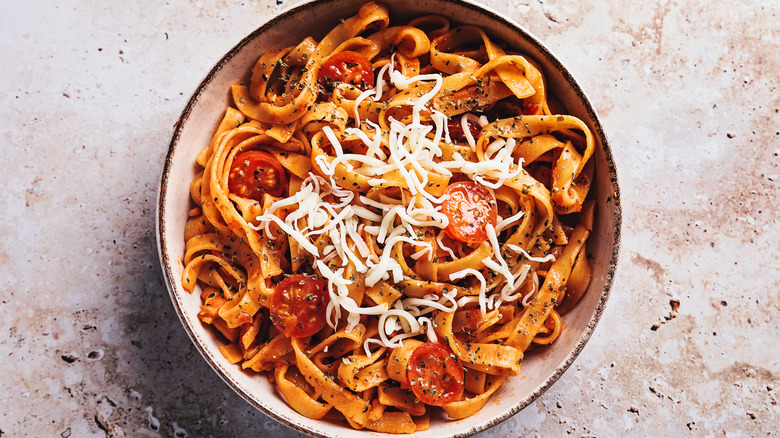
xmin=0 ymin=0 xmax=777 ymax=436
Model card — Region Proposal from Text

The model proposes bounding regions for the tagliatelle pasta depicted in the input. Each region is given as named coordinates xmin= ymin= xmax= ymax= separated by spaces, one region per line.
xmin=182 ymin=2 xmax=595 ymax=432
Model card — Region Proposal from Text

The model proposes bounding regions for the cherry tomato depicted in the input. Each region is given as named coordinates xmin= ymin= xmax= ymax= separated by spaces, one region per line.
xmin=447 ymin=118 xmax=482 ymax=144
xmin=441 ymin=181 xmax=498 ymax=244
xmin=318 ymin=51 xmax=375 ymax=92
xmin=228 ymin=150 xmax=287 ymax=200
xmin=270 ymin=274 xmax=329 ymax=338
xmin=407 ymin=342 xmax=465 ymax=406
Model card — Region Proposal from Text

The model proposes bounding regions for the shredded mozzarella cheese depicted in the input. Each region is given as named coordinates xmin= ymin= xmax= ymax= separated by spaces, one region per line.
xmin=508 ymin=244 xmax=557 ymax=263
xmin=253 ymin=60 xmax=544 ymax=349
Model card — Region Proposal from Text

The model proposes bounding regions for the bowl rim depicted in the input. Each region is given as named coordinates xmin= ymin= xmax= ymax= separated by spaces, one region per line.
xmin=157 ymin=0 xmax=622 ymax=436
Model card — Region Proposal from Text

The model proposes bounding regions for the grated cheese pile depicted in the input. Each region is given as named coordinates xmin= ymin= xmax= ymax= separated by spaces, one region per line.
xmin=251 ymin=61 xmax=539 ymax=352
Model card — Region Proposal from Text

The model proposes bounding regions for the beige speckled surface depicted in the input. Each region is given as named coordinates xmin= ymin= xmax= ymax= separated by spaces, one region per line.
xmin=0 ymin=0 xmax=777 ymax=437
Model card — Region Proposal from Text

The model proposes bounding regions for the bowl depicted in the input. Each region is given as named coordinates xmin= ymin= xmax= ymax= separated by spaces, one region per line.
xmin=157 ymin=0 xmax=621 ymax=436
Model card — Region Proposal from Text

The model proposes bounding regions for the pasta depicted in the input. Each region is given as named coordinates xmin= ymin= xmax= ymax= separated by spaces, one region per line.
xmin=181 ymin=1 xmax=595 ymax=432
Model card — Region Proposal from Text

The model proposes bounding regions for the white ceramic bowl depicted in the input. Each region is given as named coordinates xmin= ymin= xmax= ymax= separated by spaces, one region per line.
xmin=157 ymin=0 xmax=621 ymax=436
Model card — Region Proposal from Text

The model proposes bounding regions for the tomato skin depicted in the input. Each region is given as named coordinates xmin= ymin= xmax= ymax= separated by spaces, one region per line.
xmin=442 ymin=181 xmax=498 ymax=244
xmin=407 ymin=343 xmax=465 ymax=406
xmin=270 ymin=275 xmax=329 ymax=338
xmin=447 ymin=118 xmax=482 ymax=144
xmin=228 ymin=150 xmax=287 ymax=200
xmin=318 ymin=51 xmax=375 ymax=92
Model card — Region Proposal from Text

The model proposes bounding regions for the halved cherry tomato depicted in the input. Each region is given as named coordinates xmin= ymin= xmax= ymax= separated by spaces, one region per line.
xmin=270 ymin=274 xmax=329 ymax=338
xmin=318 ymin=51 xmax=375 ymax=92
xmin=228 ymin=150 xmax=287 ymax=200
xmin=447 ymin=118 xmax=482 ymax=144
xmin=407 ymin=342 xmax=465 ymax=406
xmin=441 ymin=181 xmax=497 ymax=244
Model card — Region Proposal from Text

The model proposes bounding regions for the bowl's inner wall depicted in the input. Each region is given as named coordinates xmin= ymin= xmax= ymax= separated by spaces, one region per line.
xmin=159 ymin=1 xmax=618 ymax=437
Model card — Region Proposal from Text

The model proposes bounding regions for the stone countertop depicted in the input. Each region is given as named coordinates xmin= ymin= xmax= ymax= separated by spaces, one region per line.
xmin=1 ymin=0 xmax=777 ymax=436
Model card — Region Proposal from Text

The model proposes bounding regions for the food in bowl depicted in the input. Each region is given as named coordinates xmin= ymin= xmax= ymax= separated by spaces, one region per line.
xmin=180 ymin=1 xmax=597 ymax=433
